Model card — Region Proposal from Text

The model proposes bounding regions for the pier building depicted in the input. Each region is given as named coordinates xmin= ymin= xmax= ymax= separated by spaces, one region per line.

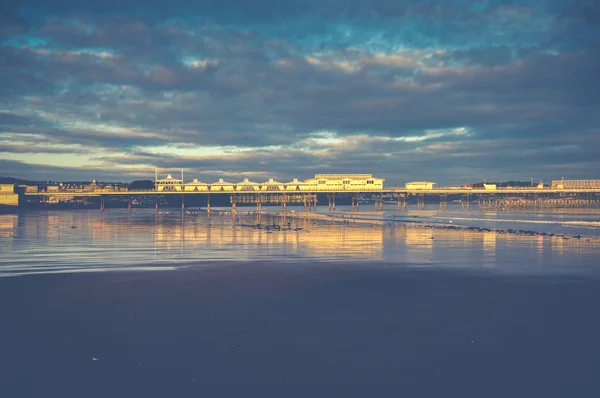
xmin=405 ymin=182 xmax=436 ymax=190
xmin=0 ymin=184 xmax=19 ymax=206
xmin=235 ymin=178 xmax=261 ymax=192
xmin=303 ymin=174 xmax=384 ymax=191
xmin=156 ymin=174 xmax=183 ymax=191
xmin=210 ymin=178 xmax=235 ymax=191
xmin=183 ymin=179 xmax=209 ymax=192
xmin=552 ymin=180 xmax=600 ymax=189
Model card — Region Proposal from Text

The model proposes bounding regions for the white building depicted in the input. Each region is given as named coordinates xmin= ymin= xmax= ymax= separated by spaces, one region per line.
xmin=175 ymin=173 xmax=385 ymax=192
xmin=261 ymin=178 xmax=285 ymax=191
xmin=156 ymin=174 xmax=183 ymax=191
xmin=235 ymin=178 xmax=261 ymax=191
xmin=183 ymin=179 xmax=209 ymax=192
xmin=405 ymin=181 xmax=436 ymax=190
xmin=209 ymin=178 xmax=235 ymax=191
xmin=0 ymin=184 xmax=18 ymax=206
xmin=303 ymin=174 xmax=384 ymax=191
xmin=285 ymin=178 xmax=306 ymax=191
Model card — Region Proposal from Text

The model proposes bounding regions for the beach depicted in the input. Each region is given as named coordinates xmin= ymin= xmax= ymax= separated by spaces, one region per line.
xmin=1 ymin=208 xmax=600 ymax=397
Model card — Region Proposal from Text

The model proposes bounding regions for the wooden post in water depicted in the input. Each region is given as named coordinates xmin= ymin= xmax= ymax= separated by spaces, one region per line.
xmin=231 ymin=194 xmax=237 ymax=213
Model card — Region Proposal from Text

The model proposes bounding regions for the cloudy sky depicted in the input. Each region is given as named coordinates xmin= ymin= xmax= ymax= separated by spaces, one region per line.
xmin=1 ymin=0 xmax=598 ymax=185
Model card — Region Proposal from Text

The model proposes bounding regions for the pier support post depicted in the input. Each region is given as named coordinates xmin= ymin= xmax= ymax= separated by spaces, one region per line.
xmin=461 ymin=194 xmax=470 ymax=210
xmin=207 ymin=194 xmax=211 ymax=213
xmin=374 ymin=195 xmax=383 ymax=211
xmin=397 ymin=194 xmax=406 ymax=210
xmin=100 ymin=196 xmax=105 ymax=211
xmin=327 ymin=193 xmax=336 ymax=211
xmin=417 ymin=194 xmax=425 ymax=210
xmin=155 ymin=195 xmax=159 ymax=212
xmin=352 ymin=196 xmax=360 ymax=211
xmin=128 ymin=197 xmax=132 ymax=212
xmin=231 ymin=194 xmax=237 ymax=213
xmin=181 ymin=193 xmax=185 ymax=212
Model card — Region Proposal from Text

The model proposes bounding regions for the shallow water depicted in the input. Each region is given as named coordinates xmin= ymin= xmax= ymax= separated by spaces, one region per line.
xmin=1 ymin=207 xmax=599 ymax=277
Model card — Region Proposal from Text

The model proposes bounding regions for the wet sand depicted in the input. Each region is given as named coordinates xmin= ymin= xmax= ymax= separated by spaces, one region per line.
xmin=1 ymin=210 xmax=600 ymax=397
xmin=1 ymin=262 xmax=600 ymax=398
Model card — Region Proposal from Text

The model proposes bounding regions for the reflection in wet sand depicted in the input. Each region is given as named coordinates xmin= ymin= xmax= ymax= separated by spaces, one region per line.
xmin=151 ymin=213 xmax=384 ymax=259
xmin=0 ymin=215 xmax=17 ymax=238
xmin=0 ymin=210 xmax=599 ymax=276
xmin=483 ymin=231 xmax=497 ymax=256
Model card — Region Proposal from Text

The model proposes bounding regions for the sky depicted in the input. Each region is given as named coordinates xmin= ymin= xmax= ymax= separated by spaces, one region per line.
xmin=1 ymin=0 xmax=599 ymax=186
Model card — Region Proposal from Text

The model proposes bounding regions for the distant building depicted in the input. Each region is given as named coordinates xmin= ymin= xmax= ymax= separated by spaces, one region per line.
xmin=234 ymin=178 xmax=261 ymax=192
xmin=261 ymin=178 xmax=284 ymax=191
xmin=0 ymin=184 xmax=18 ymax=206
xmin=552 ymin=180 xmax=600 ymax=189
xmin=405 ymin=181 xmax=436 ymax=190
xmin=176 ymin=173 xmax=385 ymax=192
xmin=183 ymin=178 xmax=209 ymax=192
xmin=155 ymin=174 xmax=183 ymax=191
xmin=303 ymin=174 xmax=385 ymax=191
xmin=209 ymin=178 xmax=235 ymax=191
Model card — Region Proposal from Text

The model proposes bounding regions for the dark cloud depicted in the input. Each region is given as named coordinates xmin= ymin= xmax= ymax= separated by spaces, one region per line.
xmin=1 ymin=0 xmax=598 ymax=184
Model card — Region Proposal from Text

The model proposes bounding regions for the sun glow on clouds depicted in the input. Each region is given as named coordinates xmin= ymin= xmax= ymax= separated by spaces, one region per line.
xmin=141 ymin=144 xmax=285 ymax=158
xmin=394 ymin=127 xmax=471 ymax=143
xmin=23 ymin=46 xmax=116 ymax=59
xmin=301 ymin=48 xmax=438 ymax=74
xmin=300 ymin=128 xmax=470 ymax=148
xmin=2 ymin=152 xmax=98 ymax=168
xmin=181 ymin=56 xmax=219 ymax=70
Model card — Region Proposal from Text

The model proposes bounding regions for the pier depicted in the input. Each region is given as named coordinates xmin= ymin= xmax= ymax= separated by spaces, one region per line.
xmin=20 ymin=187 xmax=600 ymax=212
xmin=5 ymin=173 xmax=600 ymax=211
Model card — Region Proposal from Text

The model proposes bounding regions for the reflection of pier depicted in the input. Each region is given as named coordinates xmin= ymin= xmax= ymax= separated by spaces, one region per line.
xmin=0 ymin=215 xmax=17 ymax=238
xmin=230 ymin=193 xmax=318 ymax=212
xmin=151 ymin=213 xmax=384 ymax=259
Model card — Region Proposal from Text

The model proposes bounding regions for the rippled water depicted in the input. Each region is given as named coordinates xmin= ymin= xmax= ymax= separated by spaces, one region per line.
xmin=1 ymin=206 xmax=599 ymax=277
